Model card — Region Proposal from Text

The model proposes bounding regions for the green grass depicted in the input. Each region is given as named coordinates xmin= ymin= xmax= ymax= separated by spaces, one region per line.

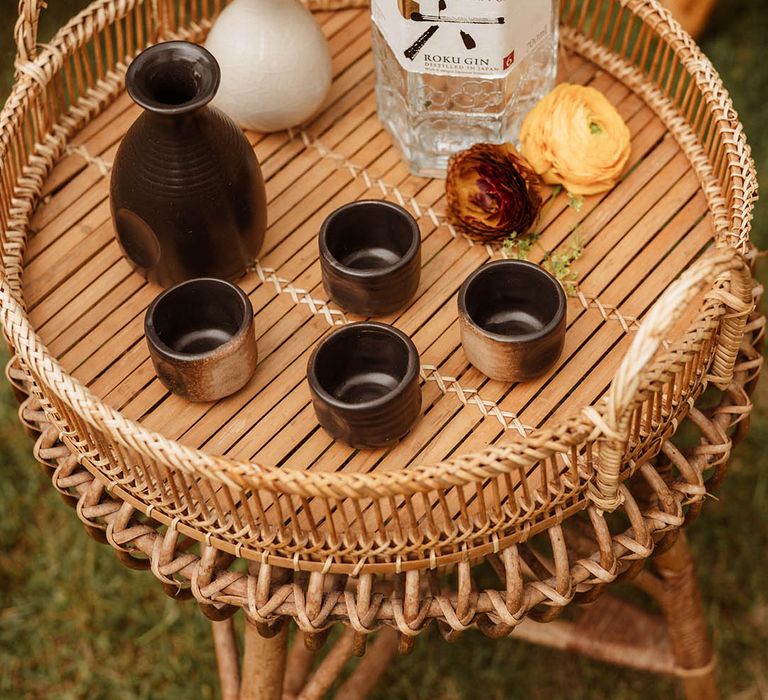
xmin=1 ymin=1 xmax=767 ymax=698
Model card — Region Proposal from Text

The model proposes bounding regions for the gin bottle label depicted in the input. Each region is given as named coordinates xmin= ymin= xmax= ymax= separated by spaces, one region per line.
xmin=372 ymin=0 xmax=553 ymax=77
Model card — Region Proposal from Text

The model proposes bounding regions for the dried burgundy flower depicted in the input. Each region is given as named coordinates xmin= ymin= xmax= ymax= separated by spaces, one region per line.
xmin=445 ymin=143 xmax=542 ymax=242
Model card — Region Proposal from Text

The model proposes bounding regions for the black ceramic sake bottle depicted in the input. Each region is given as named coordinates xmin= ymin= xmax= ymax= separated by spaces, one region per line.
xmin=110 ymin=41 xmax=267 ymax=287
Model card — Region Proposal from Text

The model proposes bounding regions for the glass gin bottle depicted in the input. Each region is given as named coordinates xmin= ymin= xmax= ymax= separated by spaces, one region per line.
xmin=371 ymin=0 xmax=559 ymax=177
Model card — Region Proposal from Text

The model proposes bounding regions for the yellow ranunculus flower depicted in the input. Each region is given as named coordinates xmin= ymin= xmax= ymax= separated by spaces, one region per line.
xmin=519 ymin=83 xmax=631 ymax=196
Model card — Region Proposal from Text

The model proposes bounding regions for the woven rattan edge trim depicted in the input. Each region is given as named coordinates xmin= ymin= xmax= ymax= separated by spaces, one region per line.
xmin=65 ymin=383 xmax=706 ymax=573
xmin=71 ymin=441 xmax=586 ymax=573
xmin=590 ymin=0 xmax=757 ymax=248
xmin=21 ymin=290 xmax=726 ymax=575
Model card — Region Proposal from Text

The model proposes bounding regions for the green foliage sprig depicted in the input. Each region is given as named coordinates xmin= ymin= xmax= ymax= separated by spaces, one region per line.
xmin=501 ymin=187 xmax=585 ymax=293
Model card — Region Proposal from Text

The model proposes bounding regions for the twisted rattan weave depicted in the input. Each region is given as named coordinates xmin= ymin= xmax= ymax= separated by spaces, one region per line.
xmin=0 ymin=2 xmax=763 ymax=696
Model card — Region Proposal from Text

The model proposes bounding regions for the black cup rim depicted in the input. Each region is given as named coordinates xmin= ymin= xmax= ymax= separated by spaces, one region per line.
xmin=319 ymin=201 xmax=421 ymax=280
xmin=458 ymin=260 xmax=567 ymax=344
xmin=307 ymin=322 xmax=420 ymax=411
xmin=126 ymin=41 xmax=221 ymax=116
xmin=145 ymin=278 xmax=253 ymax=362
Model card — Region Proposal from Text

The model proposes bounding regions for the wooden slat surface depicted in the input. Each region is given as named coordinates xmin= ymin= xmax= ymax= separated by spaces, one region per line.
xmin=25 ymin=14 xmax=715 ymax=486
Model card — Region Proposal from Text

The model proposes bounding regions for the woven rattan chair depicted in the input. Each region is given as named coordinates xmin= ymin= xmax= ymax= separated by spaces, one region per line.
xmin=0 ymin=0 xmax=762 ymax=698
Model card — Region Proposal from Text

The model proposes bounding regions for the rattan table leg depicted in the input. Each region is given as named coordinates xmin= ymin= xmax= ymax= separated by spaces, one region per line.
xmin=213 ymin=619 xmax=241 ymax=700
xmin=241 ymin=619 xmax=289 ymax=700
xmin=297 ymin=629 xmax=356 ymax=700
xmin=335 ymin=627 xmax=399 ymax=700
xmin=284 ymin=634 xmax=318 ymax=698
xmin=653 ymin=534 xmax=719 ymax=700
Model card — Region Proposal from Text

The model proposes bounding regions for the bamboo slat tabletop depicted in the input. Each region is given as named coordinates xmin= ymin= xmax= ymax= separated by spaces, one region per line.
xmin=25 ymin=7 xmax=714 ymax=501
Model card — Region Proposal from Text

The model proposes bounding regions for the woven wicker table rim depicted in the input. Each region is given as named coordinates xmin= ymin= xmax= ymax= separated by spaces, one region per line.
xmin=0 ymin=0 xmax=760 ymax=577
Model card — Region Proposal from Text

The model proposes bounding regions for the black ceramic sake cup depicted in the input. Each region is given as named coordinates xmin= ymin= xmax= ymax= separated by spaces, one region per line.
xmin=307 ymin=322 xmax=422 ymax=448
xmin=319 ymin=201 xmax=421 ymax=316
xmin=458 ymin=260 xmax=567 ymax=382
xmin=145 ymin=278 xmax=258 ymax=402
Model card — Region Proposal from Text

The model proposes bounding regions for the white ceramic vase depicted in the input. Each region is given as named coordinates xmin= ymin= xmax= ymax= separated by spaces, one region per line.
xmin=205 ymin=0 xmax=332 ymax=132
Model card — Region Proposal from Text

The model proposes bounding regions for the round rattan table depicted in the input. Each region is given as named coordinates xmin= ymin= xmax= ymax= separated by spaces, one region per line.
xmin=1 ymin=1 xmax=763 ymax=698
